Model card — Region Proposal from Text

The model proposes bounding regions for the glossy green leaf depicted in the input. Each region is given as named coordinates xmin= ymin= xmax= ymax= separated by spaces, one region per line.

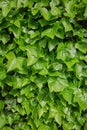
xmin=40 ymin=8 xmax=50 ymax=20
xmin=0 ymin=113 xmax=6 ymax=129
xmin=74 ymin=89 xmax=87 ymax=111
xmin=75 ymin=42 xmax=87 ymax=54
xmin=48 ymin=77 xmax=69 ymax=92
xmin=61 ymin=18 xmax=73 ymax=32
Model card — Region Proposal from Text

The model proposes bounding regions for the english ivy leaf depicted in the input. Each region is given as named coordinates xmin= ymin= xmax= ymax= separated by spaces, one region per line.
xmin=28 ymin=30 xmax=40 ymax=39
xmin=57 ymin=42 xmax=77 ymax=61
xmin=40 ymin=8 xmax=51 ymax=20
xmin=50 ymin=0 xmax=60 ymax=7
xmin=65 ymin=0 xmax=76 ymax=18
xmin=51 ymin=6 xmax=61 ymax=16
xmin=0 ymin=100 xmax=4 ymax=111
xmin=2 ymin=126 xmax=12 ymax=130
xmin=53 ymin=21 xmax=64 ymax=39
xmin=38 ymin=123 xmax=51 ymax=130
xmin=6 ymin=51 xmax=16 ymax=72
xmin=49 ymin=105 xmax=62 ymax=125
xmin=84 ymin=6 xmax=87 ymax=17
xmin=41 ymin=28 xmax=54 ymax=39
xmin=48 ymin=39 xmax=58 ymax=51
xmin=61 ymin=88 xmax=73 ymax=104
xmin=1 ymin=1 xmax=10 ymax=17
xmin=26 ymin=45 xmax=39 ymax=66
xmin=48 ymin=77 xmax=69 ymax=92
xmin=74 ymin=89 xmax=87 ymax=111
xmin=0 ymin=33 xmax=10 ymax=44
xmin=75 ymin=42 xmax=87 ymax=54
xmin=22 ymin=99 xmax=31 ymax=115
xmin=21 ymin=85 xmax=34 ymax=98
xmin=61 ymin=18 xmax=73 ymax=32
xmin=0 ymin=113 xmax=7 ymax=129
xmin=0 ymin=67 xmax=6 ymax=80
xmin=75 ymin=63 xmax=87 ymax=79
xmin=31 ymin=3 xmax=41 ymax=16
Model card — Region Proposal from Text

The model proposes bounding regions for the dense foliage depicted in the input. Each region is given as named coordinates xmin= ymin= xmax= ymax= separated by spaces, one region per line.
xmin=0 ymin=0 xmax=87 ymax=129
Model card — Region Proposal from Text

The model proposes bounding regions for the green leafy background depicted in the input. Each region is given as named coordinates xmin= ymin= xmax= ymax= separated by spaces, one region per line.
xmin=0 ymin=0 xmax=87 ymax=130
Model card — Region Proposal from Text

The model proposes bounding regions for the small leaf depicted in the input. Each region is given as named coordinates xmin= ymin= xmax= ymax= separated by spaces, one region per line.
xmin=0 ymin=113 xmax=6 ymax=129
xmin=40 ymin=8 xmax=50 ymax=20
xmin=48 ymin=77 xmax=69 ymax=92
xmin=61 ymin=18 xmax=73 ymax=32
xmin=51 ymin=6 xmax=61 ymax=16
xmin=42 ymin=28 xmax=54 ymax=39
xmin=74 ymin=89 xmax=87 ymax=111
xmin=75 ymin=42 xmax=87 ymax=54
xmin=6 ymin=52 xmax=16 ymax=72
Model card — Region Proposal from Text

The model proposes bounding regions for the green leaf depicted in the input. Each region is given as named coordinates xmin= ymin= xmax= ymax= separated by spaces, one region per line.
xmin=1 ymin=1 xmax=10 ymax=17
xmin=75 ymin=42 xmax=87 ymax=54
xmin=26 ymin=45 xmax=39 ymax=66
xmin=57 ymin=42 xmax=77 ymax=61
xmin=6 ymin=52 xmax=16 ymax=72
xmin=0 ymin=113 xmax=6 ymax=129
xmin=61 ymin=18 xmax=73 ymax=32
xmin=0 ymin=100 xmax=4 ymax=111
xmin=49 ymin=105 xmax=62 ymax=125
xmin=42 ymin=28 xmax=54 ymax=39
xmin=75 ymin=63 xmax=87 ymax=78
xmin=40 ymin=8 xmax=51 ymax=20
xmin=48 ymin=39 xmax=58 ymax=51
xmin=61 ymin=88 xmax=73 ymax=104
xmin=84 ymin=6 xmax=87 ymax=17
xmin=22 ymin=99 xmax=31 ymax=115
xmin=51 ymin=6 xmax=61 ymax=16
xmin=21 ymin=85 xmax=34 ymax=98
xmin=74 ymin=89 xmax=87 ymax=111
xmin=50 ymin=0 xmax=60 ymax=7
xmin=28 ymin=30 xmax=40 ymax=39
xmin=0 ymin=67 xmax=6 ymax=80
xmin=65 ymin=0 xmax=76 ymax=18
xmin=48 ymin=77 xmax=69 ymax=92
xmin=38 ymin=123 xmax=51 ymax=130
xmin=2 ymin=127 xmax=12 ymax=130
xmin=0 ymin=33 xmax=10 ymax=44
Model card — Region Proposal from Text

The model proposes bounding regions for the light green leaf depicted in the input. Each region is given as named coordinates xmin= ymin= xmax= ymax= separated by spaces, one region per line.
xmin=21 ymin=86 xmax=34 ymax=98
xmin=51 ymin=6 xmax=61 ymax=16
xmin=1 ymin=1 xmax=10 ymax=17
xmin=40 ymin=8 xmax=50 ymax=20
xmin=74 ymin=89 xmax=87 ymax=111
xmin=50 ymin=0 xmax=60 ymax=7
xmin=28 ymin=30 xmax=40 ymax=39
xmin=0 ymin=100 xmax=4 ymax=111
xmin=57 ymin=42 xmax=76 ymax=61
xmin=75 ymin=42 xmax=87 ymax=54
xmin=0 ymin=67 xmax=6 ymax=80
xmin=65 ymin=0 xmax=76 ymax=18
xmin=61 ymin=18 xmax=73 ymax=32
xmin=26 ymin=45 xmax=39 ymax=66
xmin=49 ymin=105 xmax=62 ymax=125
xmin=42 ymin=28 xmax=54 ymax=39
xmin=38 ymin=123 xmax=51 ymax=130
xmin=22 ymin=99 xmax=31 ymax=115
xmin=75 ymin=63 xmax=87 ymax=78
xmin=0 ymin=33 xmax=10 ymax=44
xmin=61 ymin=88 xmax=73 ymax=104
xmin=84 ymin=6 xmax=87 ymax=17
xmin=0 ymin=113 xmax=6 ymax=129
xmin=6 ymin=52 xmax=16 ymax=72
xmin=48 ymin=77 xmax=69 ymax=92
xmin=2 ymin=126 xmax=12 ymax=130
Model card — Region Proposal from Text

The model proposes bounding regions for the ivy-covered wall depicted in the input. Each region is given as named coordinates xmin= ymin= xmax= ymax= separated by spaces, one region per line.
xmin=0 ymin=0 xmax=87 ymax=130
